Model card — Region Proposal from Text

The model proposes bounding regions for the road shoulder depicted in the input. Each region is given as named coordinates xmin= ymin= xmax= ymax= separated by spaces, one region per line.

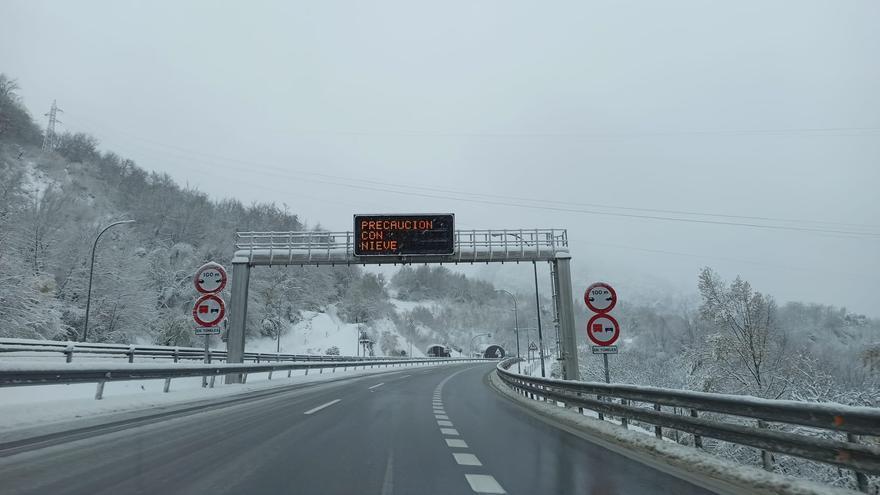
xmin=487 ymin=370 xmax=856 ymax=495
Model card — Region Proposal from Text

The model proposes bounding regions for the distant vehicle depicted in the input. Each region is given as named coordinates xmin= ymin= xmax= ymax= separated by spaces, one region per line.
xmin=426 ymin=344 xmax=451 ymax=357
xmin=483 ymin=344 xmax=506 ymax=359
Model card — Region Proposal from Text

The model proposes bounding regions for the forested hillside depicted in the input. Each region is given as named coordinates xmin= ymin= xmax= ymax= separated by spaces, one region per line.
xmin=0 ymin=74 xmax=532 ymax=352
xmin=0 ymin=74 xmax=355 ymax=346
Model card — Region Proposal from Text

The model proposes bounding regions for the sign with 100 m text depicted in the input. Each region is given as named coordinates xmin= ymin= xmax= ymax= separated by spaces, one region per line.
xmin=354 ymin=214 xmax=455 ymax=256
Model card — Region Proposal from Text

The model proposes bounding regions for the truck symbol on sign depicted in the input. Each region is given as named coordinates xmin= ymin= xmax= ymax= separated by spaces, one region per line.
xmin=592 ymin=323 xmax=613 ymax=333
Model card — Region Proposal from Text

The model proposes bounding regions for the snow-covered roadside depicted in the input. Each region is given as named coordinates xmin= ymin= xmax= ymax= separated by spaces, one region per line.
xmin=0 ymin=361 xmax=456 ymax=435
xmin=488 ymin=371 xmax=858 ymax=495
xmin=247 ymin=309 xmax=426 ymax=357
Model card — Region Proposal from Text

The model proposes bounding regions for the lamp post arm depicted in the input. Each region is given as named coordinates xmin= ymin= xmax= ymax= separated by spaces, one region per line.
xmin=82 ymin=220 xmax=135 ymax=342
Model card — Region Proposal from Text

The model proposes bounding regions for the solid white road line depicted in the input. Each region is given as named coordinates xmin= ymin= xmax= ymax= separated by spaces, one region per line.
xmin=453 ymin=453 xmax=482 ymax=466
xmin=464 ymin=474 xmax=506 ymax=494
xmin=437 ymin=420 xmax=454 ymax=427
xmin=440 ymin=428 xmax=459 ymax=435
xmin=303 ymin=399 xmax=341 ymax=415
xmin=369 ymin=383 xmax=385 ymax=390
xmin=445 ymin=439 xmax=468 ymax=448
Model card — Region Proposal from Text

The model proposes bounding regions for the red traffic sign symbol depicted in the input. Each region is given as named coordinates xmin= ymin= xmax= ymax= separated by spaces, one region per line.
xmin=587 ymin=313 xmax=620 ymax=346
xmin=584 ymin=282 xmax=617 ymax=313
xmin=194 ymin=262 xmax=228 ymax=294
xmin=192 ymin=294 xmax=226 ymax=327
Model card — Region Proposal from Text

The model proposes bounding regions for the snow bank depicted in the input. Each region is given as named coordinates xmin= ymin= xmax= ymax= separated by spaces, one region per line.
xmin=0 ymin=362 xmax=459 ymax=434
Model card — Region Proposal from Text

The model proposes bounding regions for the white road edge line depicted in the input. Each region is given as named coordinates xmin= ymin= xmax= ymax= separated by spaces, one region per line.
xmin=464 ymin=474 xmax=506 ymax=494
xmin=303 ymin=399 xmax=341 ymax=415
xmin=369 ymin=383 xmax=385 ymax=390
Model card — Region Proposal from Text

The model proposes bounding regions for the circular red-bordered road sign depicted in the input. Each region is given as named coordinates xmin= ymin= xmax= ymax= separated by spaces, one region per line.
xmin=587 ymin=313 xmax=620 ymax=346
xmin=584 ymin=282 xmax=617 ymax=314
xmin=192 ymin=294 xmax=226 ymax=327
xmin=194 ymin=262 xmax=228 ymax=294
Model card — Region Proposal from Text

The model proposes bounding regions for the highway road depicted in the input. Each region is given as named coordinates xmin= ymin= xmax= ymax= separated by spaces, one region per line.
xmin=0 ymin=363 xmax=716 ymax=494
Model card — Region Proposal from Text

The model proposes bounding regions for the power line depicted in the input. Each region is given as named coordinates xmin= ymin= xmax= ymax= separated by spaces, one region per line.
xmin=123 ymin=134 xmax=879 ymax=230
xmin=576 ymin=239 xmax=863 ymax=278
xmin=64 ymin=114 xmax=880 ymax=238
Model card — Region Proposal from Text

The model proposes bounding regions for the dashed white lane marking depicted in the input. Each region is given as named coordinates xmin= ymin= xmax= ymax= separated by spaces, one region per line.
xmin=369 ymin=383 xmax=385 ymax=390
xmin=303 ymin=399 xmax=341 ymax=415
xmin=453 ymin=453 xmax=482 ymax=466
xmin=380 ymin=450 xmax=394 ymax=495
xmin=433 ymin=366 xmax=506 ymax=494
xmin=464 ymin=474 xmax=506 ymax=494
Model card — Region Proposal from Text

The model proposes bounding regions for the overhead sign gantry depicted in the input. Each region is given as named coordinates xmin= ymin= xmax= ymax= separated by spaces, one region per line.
xmin=225 ymin=215 xmax=579 ymax=382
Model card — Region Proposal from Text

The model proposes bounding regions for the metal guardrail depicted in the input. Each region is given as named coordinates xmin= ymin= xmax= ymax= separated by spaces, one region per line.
xmin=495 ymin=358 xmax=880 ymax=488
xmin=233 ymin=229 xmax=569 ymax=265
xmin=0 ymin=357 xmax=488 ymax=400
xmin=0 ymin=338 xmax=426 ymax=364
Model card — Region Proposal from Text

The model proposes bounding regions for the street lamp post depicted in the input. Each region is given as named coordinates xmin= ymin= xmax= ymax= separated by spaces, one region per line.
xmin=82 ymin=220 xmax=135 ymax=342
xmin=495 ymin=289 xmax=521 ymax=373
xmin=470 ymin=332 xmax=491 ymax=357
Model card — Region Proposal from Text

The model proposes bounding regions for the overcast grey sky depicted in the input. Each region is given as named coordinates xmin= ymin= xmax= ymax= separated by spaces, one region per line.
xmin=2 ymin=1 xmax=878 ymax=315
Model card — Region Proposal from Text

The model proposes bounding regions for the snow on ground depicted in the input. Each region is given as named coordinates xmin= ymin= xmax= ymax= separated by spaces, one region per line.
xmin=0 ymin=361 xmax=456 ymax=433
xmin=247 ymin=308 xmax=426 ymax=358
xmin=21 ymin=161 xmax=58 ymax=197
xmin=388 ymin=298 xmax=429 ymax=312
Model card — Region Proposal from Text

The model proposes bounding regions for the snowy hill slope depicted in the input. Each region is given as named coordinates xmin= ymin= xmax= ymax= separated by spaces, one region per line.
xmin=248 ymin=307 xmax=426 ymax=358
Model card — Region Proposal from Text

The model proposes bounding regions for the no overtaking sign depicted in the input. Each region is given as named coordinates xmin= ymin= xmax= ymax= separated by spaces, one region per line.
xmin=193 ymin=294 xmax=226 ymax=327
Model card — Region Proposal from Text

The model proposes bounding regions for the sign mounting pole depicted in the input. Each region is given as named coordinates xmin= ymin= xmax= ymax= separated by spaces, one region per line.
xmin=603 ymin=354 xmax=610 ymax=384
